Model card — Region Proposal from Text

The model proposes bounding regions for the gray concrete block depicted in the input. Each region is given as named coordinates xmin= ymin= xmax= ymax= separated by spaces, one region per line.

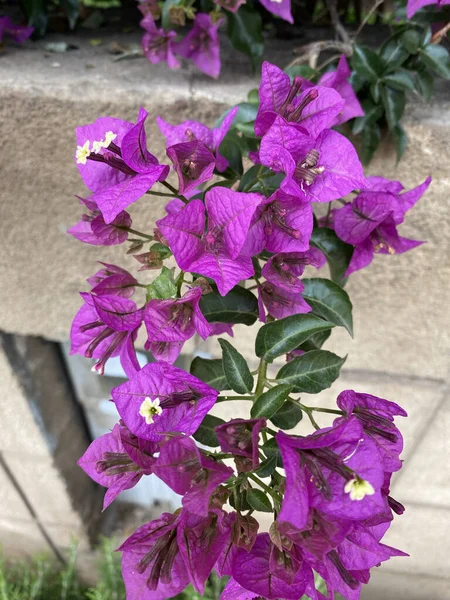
xmin=362 ymin=569 xmax=450 ymax=600
xmin=379 ymin=504 xmax=450 ymax=578
xmin=393 ymin=393 xmax=450 ymax=507
xmin=0 ymin=517 xmax=50 ymax=558
xmin=0 ymin=463 xmax=32 ymax=520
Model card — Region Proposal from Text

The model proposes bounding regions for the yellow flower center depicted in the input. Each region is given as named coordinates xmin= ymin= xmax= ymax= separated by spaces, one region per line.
xmin=344 ymin=477 xmax=375 ymax=501
xmin=139 ymin=397 xmax=163 ymax=425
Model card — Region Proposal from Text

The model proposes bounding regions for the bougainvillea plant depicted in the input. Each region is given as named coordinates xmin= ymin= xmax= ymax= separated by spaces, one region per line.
xmin=72 ymin=57 xmax=431 ymax=599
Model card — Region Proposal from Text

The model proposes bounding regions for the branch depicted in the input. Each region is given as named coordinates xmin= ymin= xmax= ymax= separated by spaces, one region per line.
xmin=326 ymin=0 xmax=351 ymax=45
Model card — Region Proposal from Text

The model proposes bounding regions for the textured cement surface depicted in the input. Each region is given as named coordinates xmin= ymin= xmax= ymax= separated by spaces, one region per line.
xmin=1 ymin=34 xmax=450 ymax=594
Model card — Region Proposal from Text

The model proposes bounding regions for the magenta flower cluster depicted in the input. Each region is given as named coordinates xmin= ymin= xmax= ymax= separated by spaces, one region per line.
xmin=70 ymin=58 xmax=430 ymax=599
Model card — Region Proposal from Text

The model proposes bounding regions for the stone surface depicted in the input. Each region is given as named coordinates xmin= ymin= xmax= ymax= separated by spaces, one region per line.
xmin=361 ymin=569 xmax=450 ymax=600
xmin=0 ymin=518 xmax=51 ymax=559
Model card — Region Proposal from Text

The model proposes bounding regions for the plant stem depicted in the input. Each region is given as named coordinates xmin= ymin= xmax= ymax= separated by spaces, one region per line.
xmin=146 ymin=190 xmax=179 ymax=198
xmin=118 ymin=226 xmax=154 ymax=240
xmin=216 ymin=395 xmax=253 ymax=402
xmin=255 ymin=358 xmax=268 ymax=397
xmin=247 ymin=473 xmax=281 ymax=503
xmin=161 ymin=181 xmax=189 ymax=204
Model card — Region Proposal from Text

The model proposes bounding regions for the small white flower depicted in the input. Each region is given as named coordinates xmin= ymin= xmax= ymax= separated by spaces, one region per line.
xmin=75 ymin=141 xmax=91 ymax=165
xmin=139 ymin=397 xmax=163 ymax=425
xmin=344 ymin=477 xmax=375 ymax=501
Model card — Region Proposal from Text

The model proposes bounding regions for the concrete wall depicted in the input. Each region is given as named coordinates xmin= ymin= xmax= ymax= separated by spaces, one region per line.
xmin=1 ymin=32 xmax=449 ymax=597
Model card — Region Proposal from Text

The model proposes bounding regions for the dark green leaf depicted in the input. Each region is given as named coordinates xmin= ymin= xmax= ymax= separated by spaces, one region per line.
xmin=146 ymin=266 xmax=176 ymax=301
xmin=352 ymin=100 xmax=384 ymax=135
xmin=255 ymin=314 xmax=335 ymax=363
xmin=235 ymin=122 xmax=258 ymax=138
xmin=361 ymin=122 xmax=382 ymax=165
xmin=284 ymin=65 xmax=318 ymax=80
xmin=392 ymin=123 xmax=408 ymax=162
xmin=192 ymin=414 xmax=225 ymax=447
xmin=401 ymin=30 xmax=421 ymax=54
xmin=229 ymin=489 xmax=251 ymax=511
xmin=420 ymin=45 xmax=450 ymax=79
xmin=415 ymin=69 xmax=434 ymax=100
xmin=381 ymin=86 xmax=406 ymax=130
xmin=380 ymin=37 xmax=409 ymax=71
xmin=262 ymin=438 xmax=282 ymax=466
xmin=276 ymin=350 xmax=347 ymax=393
xmin=383 ymin=71 xmax=416 ymax=91
xmin=310 ymin=228 xmax=353 ymax=285
xmin=218 ymin=138 xmax=243 ymax=176
xmin=302 ymin=278 xmax=353 ymax=336
xmin=251 ymin=384 xmax=293 ymax=419
xmin=60 ymin=0 xmax=79 ymax=29
xmin=352 ymin=46 xmax=385 ymax=83
xmin=369 ymin=81 xmax=382 ymax=103
xmin=149 ymin=242 xmax=172 ymax=259
xmin=215 ymin=102 xmax=258 ymax=128
xmin=255 ymin=454 xmax=278 ymax=478
xmin=297 ymin=329 xmax=332 ymax=352
xmin=270 ymin=399 xmax=303 ymax=429
xmin=227 ymin=5 xmax=264 ymax=70
xmin=199 ymin=285 xmax=258 ymax=325
xmin=190 ymin=357 xmax=229 ymax=391
xmin=247 ymin=488 xmax=272 ymax=512
xmin=22 ymin=0 xmax=48 ymax=36
xmin=219 ymin=339 xmax=253 ymax=394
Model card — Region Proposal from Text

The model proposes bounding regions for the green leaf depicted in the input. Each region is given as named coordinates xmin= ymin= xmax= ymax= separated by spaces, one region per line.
xmin=22 ymin=0 xmax=48 ymax=36
xmin=262 ymin=438 xmax=282 ymax=466
xmin=270 ymin=399 xmax=303 ymax=430
xmin=284 ymin=64 xmax=318 ymax=80
xmin=218 ymin=339 xmax=253 ymax=394
xmin=227 ymin=4 xmax=264 ymax=70
xmin=383 ymin=70 xmax=416 ymax=91
xmin=392 ymin=123 xmax=408 ymax=162
xmin=247 ymin=88 xmax=259 ymax=105
xmin=352 ymin=46 xmax=385 ymax=83
xmin=302 ymin=278 xmax=353 ymax=336
xmin=251 ymin=384 xmax=293 ymax=419
xmin=380 ymin=37 xmax=409 ymax=71
xmin=215 ymin=102 xmax=258 ymax=129
xmin=361 ymin=121 xmax=382 ymax=165
xmin=352 ymin=100 xmax=384 ymax=135
xmin=310 ymin=228 xmax=353 ymax=285
xmin=401 ymin=29 xmax=421 ymax=54
xmin=415 ymin=69 xmax=434 ymax=100
xmin=247 ymin=488 xmax=272 ymax=512
xmin=255 ymin=314 xmax=335 ymax=363
xmin=369 ymin=81 xmax=382 ymax=103
xmin=229 ymin=489 xmax=251 ymax=511
xmin=192 ymin=415 xmax=225 ymax=447
xmin=255 ymin=454 xmax=278 ymax=478
xmin=190 ymin=357 xmax=229 ymax=391
xmin=381 ymin=86 xmax=406 ymax=130
xmin=60 ymin=0 xmax=79 ymax=29
xmin=276 ymin=350 xmax=347 ymax=393
xmin=420 ymin=45 xmax=450 ymax=79
xmin=297 ymin=329 xmax=332 ymax=352
xmin=199 ymin=285 xmax=258 ymax=325
xmin=218 ymin=137 xmax=243 ymax=176
xmin=149 ymin=242 xmax=172 ymax=260
xmin=146 ymin=266 xmax=177 ymax=301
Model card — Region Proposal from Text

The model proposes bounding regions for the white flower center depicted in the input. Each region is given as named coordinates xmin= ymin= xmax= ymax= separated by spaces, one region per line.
xmin=139 ymin=396 xmax=163 ymax=425
xmin=344 ymin=477 xmax=375 ymax=501
xmin=75 ymin=141 xmax=91 ymax=165
xmin=76 ymin=131 xmax=117 ymax=164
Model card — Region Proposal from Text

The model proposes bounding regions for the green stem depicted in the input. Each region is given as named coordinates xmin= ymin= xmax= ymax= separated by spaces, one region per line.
xmin=118 ymin=226 xmax=154 ymax=240
xmin=176 ymin=271 xmax=185 ymax=295
xmin=309 ymin=407 xmax=344 ymax=415
xmin=247 ymin=473 xmax=281 ymax=504
xmin=146 ymin=190 xmax=179 ymax=199
xmin=216 ymin=395 xmax=253 ymax=403
xmin=255 ymin=358 xmax=268 ymax=397
xmin=161 ymin=181 xmax=189 ymax=204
